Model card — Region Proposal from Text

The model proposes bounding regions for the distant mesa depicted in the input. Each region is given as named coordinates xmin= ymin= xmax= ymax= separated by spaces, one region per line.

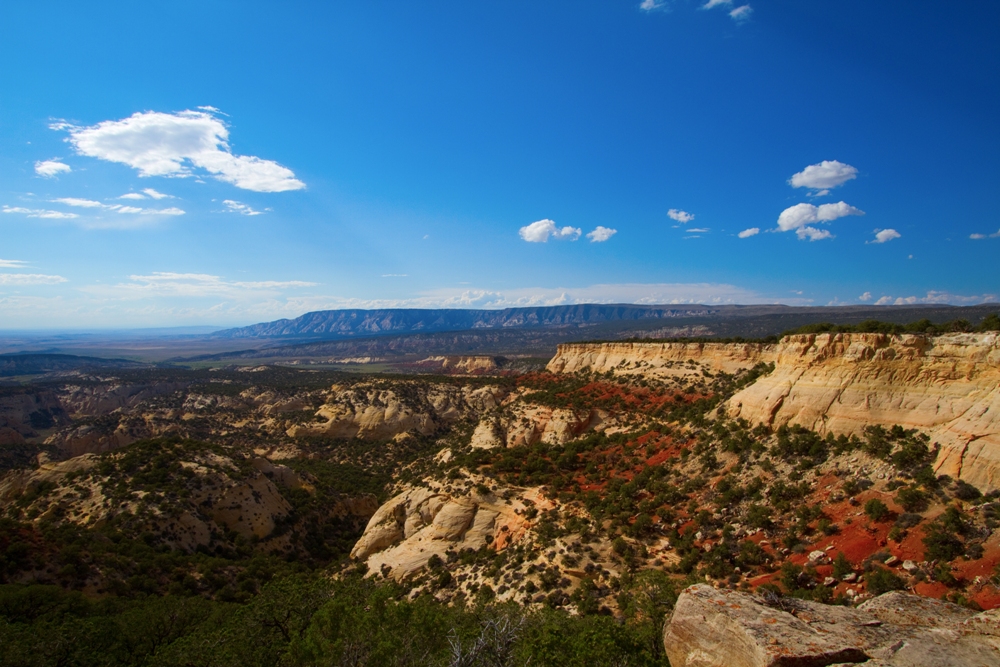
xmin=210 ymin=305 xmax=720 ymax=339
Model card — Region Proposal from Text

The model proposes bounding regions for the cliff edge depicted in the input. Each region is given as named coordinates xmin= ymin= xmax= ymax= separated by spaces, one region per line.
xmin=548 ymin=332 xmax=1000 ymax=490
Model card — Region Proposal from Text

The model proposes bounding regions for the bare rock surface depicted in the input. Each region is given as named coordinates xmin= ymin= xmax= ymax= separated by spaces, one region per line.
xmin=351 ymin=481 xmax=544 ymax=581
xmin=663 ymin=584 xmax=1000 ymax=667
xmin=287 ymin=381 xmax=508 ymax=440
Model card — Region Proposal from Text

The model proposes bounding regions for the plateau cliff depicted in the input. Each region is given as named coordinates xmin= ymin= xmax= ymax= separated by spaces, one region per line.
xmin=548 ymin=332 xmax=1000 ymax=490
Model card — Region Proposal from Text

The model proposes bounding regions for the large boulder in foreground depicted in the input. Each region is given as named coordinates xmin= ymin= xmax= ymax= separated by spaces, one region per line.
xmin=663 ymin=584 xmax=1000 ymax=667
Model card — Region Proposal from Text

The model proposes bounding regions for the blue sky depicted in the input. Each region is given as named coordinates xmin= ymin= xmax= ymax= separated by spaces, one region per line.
xmin=1 ymin=1 xmax=998 ymax=328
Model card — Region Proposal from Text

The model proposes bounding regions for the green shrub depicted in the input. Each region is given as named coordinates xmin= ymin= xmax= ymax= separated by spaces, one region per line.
xmin=864 ymin=499 xmax=889 ymax=522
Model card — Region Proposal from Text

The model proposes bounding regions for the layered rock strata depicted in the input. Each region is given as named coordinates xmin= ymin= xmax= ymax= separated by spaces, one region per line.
xmin=549 ymin=333 xmax=1000 ymax=489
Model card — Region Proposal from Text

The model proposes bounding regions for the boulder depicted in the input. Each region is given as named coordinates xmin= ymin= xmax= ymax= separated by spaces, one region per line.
xmin=663 ymin=584 xmax=1000 ymax=667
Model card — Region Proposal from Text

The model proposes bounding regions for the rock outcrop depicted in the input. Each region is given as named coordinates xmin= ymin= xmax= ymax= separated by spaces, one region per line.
xmin=547 ymin=341 xmax=774 ymax=379
xmin=663 ymin=584 xmax=1000 ymax=667
xmin=726 ymin=333 xmax=1000 ymax=490
xmin=350 ymin=482 xmax=544 ymax=581
xmin=287 ymin=381 xmax=508 ymax=440
xmin=548 ymin=333 xmax=1000 ymax=490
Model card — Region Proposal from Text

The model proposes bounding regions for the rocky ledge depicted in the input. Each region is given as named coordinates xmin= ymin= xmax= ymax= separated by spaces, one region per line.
xmin=664 ymin=583 xmax=1000 ymax=667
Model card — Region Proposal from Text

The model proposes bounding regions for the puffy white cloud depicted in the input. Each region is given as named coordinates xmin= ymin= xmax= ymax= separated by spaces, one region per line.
xmin=858 ymin=291 xmax=872 ymax=302
xmin=2 ymin=206 xmax=79 ymax=219
xmin=586 ymin=226 xmax=617 ymax=242
xmin=224 ymin=200 xmax=266 ymax=216
xmin=639 ymin=0 xmax=667 ymax=10
xmin=668 ymin=208 xmax=694 ymax=223
xmin=796 ymin=226 xmax=833 ymax=241
xmin=729 ymin=4 xmax=752 ymax=21
xmin=701 ymin=0 xmax=731 ymax=8
xmin=970 ymin=229 xmax=1000 ymax=240
xmin=870 ymin=228 xmax=901 ymax=244
xmin=519 ymin=219 xmax=581 ymax=243
xmin=789 ymin=160 xmax=858 ymax=191
xmin=55 ymin=110 xmax=305 ymax=193
xmin=143 ymin=188 xmax=170 ymax=199
xmin=776 ymin=201 xmax=864 ymax=239
xmin=737 ymin=227 xmax=759 ymax=238
xmin=53 ymin=197 xmax=103 ymax=208
xmin=0 ymin=273 xmax=67 ymax=285
xmin=119 ymin=192 xmax=146 ymax=200
xmin=34 ymin=160 xmax=71 ymax=177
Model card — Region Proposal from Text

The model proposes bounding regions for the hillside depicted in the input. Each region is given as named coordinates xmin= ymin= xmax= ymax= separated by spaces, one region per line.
xmin=548 ymin=332 xmax=1000 ymax=491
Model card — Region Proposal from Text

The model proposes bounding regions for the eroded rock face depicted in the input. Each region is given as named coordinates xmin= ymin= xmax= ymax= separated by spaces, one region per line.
xmin=548 ymin=333 xmax=1000 ymax=490
xmin=726 ymin=333 xmax=1000 ymax=490
xmin=547 ymin=341 xmax=773 ymax=378
xmin=350 ymin=483 xmax=543 ymax=581
xmin=663 ymin=584 xmax=1000 ymax=667
xmin=287 ymin=381 xmax=508 ymax=440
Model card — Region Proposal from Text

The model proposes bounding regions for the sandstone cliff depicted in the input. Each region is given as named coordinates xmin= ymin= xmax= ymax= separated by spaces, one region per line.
xmin=548 ymin=333 xmax=1000 ymax=490
xmin=547 ymin=340 xmax=774 ymax=378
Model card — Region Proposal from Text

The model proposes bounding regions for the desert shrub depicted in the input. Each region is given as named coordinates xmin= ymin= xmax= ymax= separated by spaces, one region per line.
xmin=895 ymin=487 xmax=928 ymax=512
xmin=866 ymin=567 xmax=905 ymax=595
xmin=864 ymin=499 xmax=889 ymax=522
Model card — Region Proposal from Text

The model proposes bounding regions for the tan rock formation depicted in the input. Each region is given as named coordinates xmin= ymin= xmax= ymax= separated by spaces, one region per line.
xmin=351 ymin=483 xmax=545 ymax=581
xmin=287 ymin=381 xmax=508 ymax=440
xmin=726 ymin=333 xmax=1000 ymax=489
xmin=548 ymin=333 xmax=1000 ymax=490
xmin=663 ymin=584 xmax=1000 ymax=667
xmin=547 ymin=341 xmax=773 ymax=378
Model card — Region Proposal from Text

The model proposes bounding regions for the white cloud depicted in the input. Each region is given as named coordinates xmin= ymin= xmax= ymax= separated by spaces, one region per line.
xmin=789 ymin=160 xmax=858 ymax=192
xmin=970 ymin=229 xmax=1000 ymax=240
xmin=870 ymin=228 xmax=901 ymax=244
xmin=667 ymin=208 xmax=695 ymax=223
xmin=796 ymin=226 xmax=833 ymax=241
xmin=873 ymin=291 xmax=998 ymax=307
xmin=223 ymin=200 xmax=265 ymax=216
xmin=701 ymin=0 xmax=731 ymax=8
xmin=143 ymin=188 xmax=170 ymax=199
xmin=586 ymin=226 xmax=617 ymax=242
xmin=0 ymin=260 xmax=28 ymax=269
xmin=859 ymin=291 xmax=872 ymax=302
xmin=53 ymin=197 xmax=103 ymax=208
xmin=519 ymin=219 xmax=582 ymax=243
xmin=119 ymin=192 xmax=146 ymax=200
xmin=776 ymin=201 xmax=864 ymax=240
xmin=55 ymin=109 xmax=305 ymax=193
xmin=2 ymin=206 xmax=79 ymax=220
xmin=686 ymin=227 xmax=710 ymax=234
xmin=0 ymin=273 xmax=67 ymax=285
xmin=737 ymin=227 xmax=759 ymax=238
xmin=34 ymin=160 xmax=71 ymax=177
xmin=729 ymin=4 xmax=752 ymax=21
xmin=639 ymin=0 xmax=667 ymax=10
